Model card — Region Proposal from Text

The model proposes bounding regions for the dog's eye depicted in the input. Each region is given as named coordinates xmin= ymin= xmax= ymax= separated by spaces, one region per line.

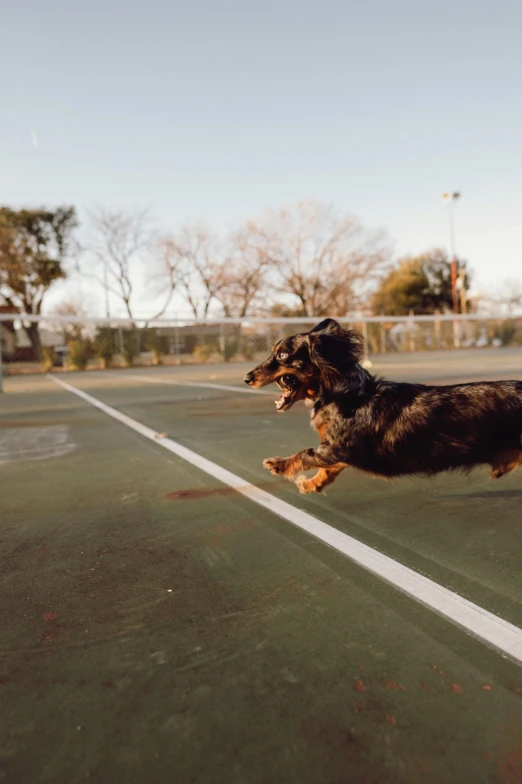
xmin=277 ymin=350 xmax=288 ymax=361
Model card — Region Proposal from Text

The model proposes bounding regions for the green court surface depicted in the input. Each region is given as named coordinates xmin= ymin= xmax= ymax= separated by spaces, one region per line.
xmin=2 ymin=348 xmax=522 ymax=784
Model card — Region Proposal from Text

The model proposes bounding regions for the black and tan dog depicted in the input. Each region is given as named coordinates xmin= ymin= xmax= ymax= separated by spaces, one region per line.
xmin=243 ymin=318 xmax=522 ymax=494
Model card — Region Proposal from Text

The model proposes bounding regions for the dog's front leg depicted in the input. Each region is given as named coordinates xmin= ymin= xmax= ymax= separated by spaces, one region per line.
xmin=295 ymin=464 xmax=347 ymax=494
xmin=263 ymin=445 xmax=344 ymax=481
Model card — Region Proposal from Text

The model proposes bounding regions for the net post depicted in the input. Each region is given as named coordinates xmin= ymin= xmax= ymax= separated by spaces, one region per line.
xmin=453 ymin=318 xmax=460 ymax=349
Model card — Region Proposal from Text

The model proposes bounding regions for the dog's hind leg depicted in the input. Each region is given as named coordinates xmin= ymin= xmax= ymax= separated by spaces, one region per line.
xmin=296 ymin=464 xmax=346 ymax=494
xmin=490 ymin=448 xmax=522 ymax=478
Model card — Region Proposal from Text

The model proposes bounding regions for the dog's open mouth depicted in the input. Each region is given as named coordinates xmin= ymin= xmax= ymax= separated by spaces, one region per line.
xmin=275 ymin=374 xmax=300 ymax=412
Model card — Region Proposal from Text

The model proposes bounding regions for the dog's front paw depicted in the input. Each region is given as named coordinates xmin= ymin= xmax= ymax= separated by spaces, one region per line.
xmin=296 ymin=474 xmax=323 ymax=494
xmin=263 ymin=457 xmax=289 ymax=476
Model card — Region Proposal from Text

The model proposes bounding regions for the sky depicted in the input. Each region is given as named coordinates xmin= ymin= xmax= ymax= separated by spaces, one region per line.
xmin=1 ymin=0 xmax=521 ymax=314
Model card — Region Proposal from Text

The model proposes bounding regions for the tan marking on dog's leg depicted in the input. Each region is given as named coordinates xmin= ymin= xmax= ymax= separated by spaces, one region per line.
xmin=263 ymin=453 xmax=305 ymax=480
xmin=296 ymin=464 xmax=346 ymax=494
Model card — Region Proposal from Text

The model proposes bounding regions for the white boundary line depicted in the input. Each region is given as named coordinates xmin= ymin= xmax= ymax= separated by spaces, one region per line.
xmin=105 ymin=372 xmax=273 ymax=396
xmin=49 ymin=373 xmax=522 ymax=665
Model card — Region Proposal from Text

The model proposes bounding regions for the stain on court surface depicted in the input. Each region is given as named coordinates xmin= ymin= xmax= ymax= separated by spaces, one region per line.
xmin=164 ymin=480 xmax=285 ymax=501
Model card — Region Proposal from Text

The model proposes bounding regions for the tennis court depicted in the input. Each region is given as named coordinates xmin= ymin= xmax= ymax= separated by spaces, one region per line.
xmin=2 ymin=348 xmax=522 ymax=783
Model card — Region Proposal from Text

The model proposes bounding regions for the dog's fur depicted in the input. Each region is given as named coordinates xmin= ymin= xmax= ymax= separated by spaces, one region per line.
xmin=243 ymin=318 xmax=522 ymax=494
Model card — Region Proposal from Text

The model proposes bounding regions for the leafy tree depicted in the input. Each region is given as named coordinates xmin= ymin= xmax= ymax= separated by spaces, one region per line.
xmin=0 ymin=206 xmax=78 ymax=358
xmin=371 ymin=249 xmax=471 ymax=315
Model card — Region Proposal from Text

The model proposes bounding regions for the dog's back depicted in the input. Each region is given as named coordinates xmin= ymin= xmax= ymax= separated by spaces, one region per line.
xmin=331 ymin=378 xmax=522 ymax=478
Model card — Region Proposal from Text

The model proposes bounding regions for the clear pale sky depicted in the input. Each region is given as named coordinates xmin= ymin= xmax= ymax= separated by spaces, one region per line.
xmin=2 ymin=0 xmax=521 ymax=310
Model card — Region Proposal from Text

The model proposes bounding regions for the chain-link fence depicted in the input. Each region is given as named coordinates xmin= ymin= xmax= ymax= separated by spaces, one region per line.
xmin=1 ymin=314 xmax=522 ymax=374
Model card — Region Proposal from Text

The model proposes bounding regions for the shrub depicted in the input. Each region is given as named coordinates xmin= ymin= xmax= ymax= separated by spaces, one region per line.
xmin=93 ymin=327 xmax=118 ymax=369
xmin=122 ymin=330 xmax=140 ymax=367
xmin=193 ymin=338 xmax=220 ymax=362
xmin=497 ymin=323 xmax=522 ymax=347
xmin=144 ymin=328 xmax=169 ymax=365
xmin=510 ymin=328 xmax=522 ymax=346
xmin=67 ymin=340 xmax=92 ymax=371
xmin=239 ymin=340 xmax=255 ymax=362
xmin=41 ymin=345 xmax=56 ymax=372
xmin=223 ymin=338 xmax=239 ymax=361
xmin=221 ymin=337 xmax=255 ymax=362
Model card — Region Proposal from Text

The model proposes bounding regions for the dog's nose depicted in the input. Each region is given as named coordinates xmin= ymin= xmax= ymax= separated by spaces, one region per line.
xmin=243 ymin=372 xmax=254 ymax=386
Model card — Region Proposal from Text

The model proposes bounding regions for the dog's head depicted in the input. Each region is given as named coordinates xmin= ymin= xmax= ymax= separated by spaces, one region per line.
xmin=243 ymin=318 xmax=365 ymax=411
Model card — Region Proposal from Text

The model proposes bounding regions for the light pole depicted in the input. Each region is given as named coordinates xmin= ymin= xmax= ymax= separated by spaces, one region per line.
xmin=442 ymin=192 xmax=461 ymax=314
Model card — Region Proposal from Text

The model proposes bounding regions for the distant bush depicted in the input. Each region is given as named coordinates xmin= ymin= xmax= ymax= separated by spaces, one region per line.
xmin=68 ymin=340 xmax=92 ymax=371
xmin=222 ymin=338 xmax=238 ymax=361
xmin=239 ymin=339 xmax=255 ymax=362
xmin=93 ymin=327 xmax=118 ymax=368
xmin=193 ymin=338 xmax=220 ymax=362
xmin=510 ymin=328 xmax=522 ymax=346
xmin=122 ymin=330 xmax=140 ymax=367
xmin=41 ymin=346 xmax=56 ymax=372
xmin=144 ymin=329 xmax=169 ymax=365
xmin=498 ymin=323 xmax=522 ymax=346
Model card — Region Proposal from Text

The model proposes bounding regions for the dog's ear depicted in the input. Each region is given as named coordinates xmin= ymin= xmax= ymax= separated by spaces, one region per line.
xmin=308 ymin=329 xmax=365 ymax=386
xmin=309 ymin=318 xmax=344 ymax=336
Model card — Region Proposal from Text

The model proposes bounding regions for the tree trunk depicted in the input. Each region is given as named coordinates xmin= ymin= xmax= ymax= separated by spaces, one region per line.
xmin=25 ymin=323 xmax=42 ymax=361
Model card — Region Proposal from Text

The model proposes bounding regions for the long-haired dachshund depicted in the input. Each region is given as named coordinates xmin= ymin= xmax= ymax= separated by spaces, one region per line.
xmin=243 ymin=318 xmax=522 ymax=494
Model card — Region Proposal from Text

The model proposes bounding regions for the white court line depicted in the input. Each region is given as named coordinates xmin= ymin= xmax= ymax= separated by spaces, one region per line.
xmin=106 ymin=372 xmax=273 ymax=396
xmin=49 ymin=373 xmax=522 ymax=666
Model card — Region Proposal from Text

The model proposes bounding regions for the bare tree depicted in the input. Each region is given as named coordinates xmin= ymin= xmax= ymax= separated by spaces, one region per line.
xmin=475 ymin=278 xmax=522 ymax=317
xmin=85 ymin=208 xmax=176 ymax=321
xmin=215 ymin=223 xmax=272 ymax=317
xmin=145 ymin=236 xmax=183 ymax=323
xmin=51 ymin=297 xmax=91 ymax=343
xmin=250 ymin=201 xmax=392 ymax=317
xmin=497 ymin=279 xmax=522 ymax=316
xmin=161 ymin=224 xmax=228 ymax=320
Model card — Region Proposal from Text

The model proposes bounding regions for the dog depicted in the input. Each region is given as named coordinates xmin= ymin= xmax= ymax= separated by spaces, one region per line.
xmin=243 ymin=318 xmax=522 ymax=494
